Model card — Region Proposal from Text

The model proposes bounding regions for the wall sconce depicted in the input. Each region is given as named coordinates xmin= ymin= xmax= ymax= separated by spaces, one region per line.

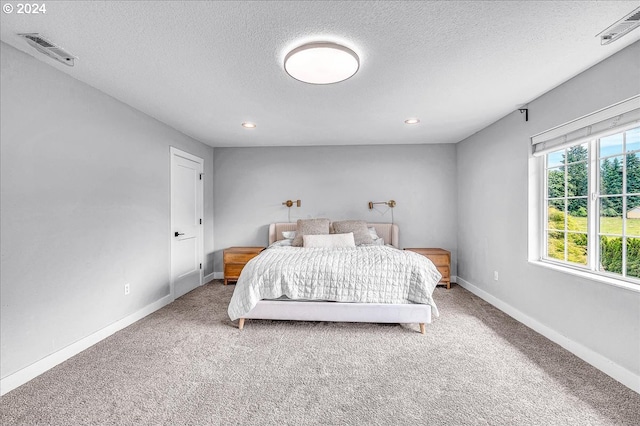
xmin=283 ymin=199 xmax=302 ymax=208
xmin=368 ymin=200 xmax=396 ymax=209
xmin=283 ymin=199 xmax=301 ymax=222
xmin=368 ymin=200 xmax=396 ymax=223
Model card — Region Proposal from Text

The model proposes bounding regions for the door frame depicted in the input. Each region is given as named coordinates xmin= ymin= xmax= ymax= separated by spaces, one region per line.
xmin=169 ymin=146 xmax=204 ymax=300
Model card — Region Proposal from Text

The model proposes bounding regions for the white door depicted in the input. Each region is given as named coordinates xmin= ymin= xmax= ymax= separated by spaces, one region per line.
xmin=170 ymin=147 xmax=204 ymax=299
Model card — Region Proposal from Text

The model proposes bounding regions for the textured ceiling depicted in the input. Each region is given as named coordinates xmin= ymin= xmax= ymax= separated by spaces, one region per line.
xmin=1 ymin=1 xmax=639 ymax=147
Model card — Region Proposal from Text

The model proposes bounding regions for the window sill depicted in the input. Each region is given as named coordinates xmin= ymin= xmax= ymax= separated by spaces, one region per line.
xmin=529 ymin=260 xmax=640 ymax=293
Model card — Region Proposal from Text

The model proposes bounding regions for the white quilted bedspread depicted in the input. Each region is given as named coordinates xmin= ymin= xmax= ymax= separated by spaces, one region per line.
xmin=227 ymin=245 xmax=441 ymax=320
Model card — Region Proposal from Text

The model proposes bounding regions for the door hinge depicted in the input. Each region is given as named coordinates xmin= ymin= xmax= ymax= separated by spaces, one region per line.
xmin=199 ymin=173 xmax=202 ymax=180
xmin=199 ymin=263 xmax=202 ymax=269
xmin=199 ymin=218 xmax=202 ymax=225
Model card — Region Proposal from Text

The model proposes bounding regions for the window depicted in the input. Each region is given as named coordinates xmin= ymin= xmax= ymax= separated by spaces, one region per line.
xmin=543 ymin=127 xmax=640 ymax=282
xmin=532 ymin=95 xmax=640 ymax=287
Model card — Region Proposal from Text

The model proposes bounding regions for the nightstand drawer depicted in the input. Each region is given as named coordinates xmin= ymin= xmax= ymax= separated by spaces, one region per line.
xmin=426 ymin=254 xmax=449 ymax=267
xmin=224 ymin=252 xmax=261 ymax=264
xmin=224 ymin=263 xmax=246 ymax=278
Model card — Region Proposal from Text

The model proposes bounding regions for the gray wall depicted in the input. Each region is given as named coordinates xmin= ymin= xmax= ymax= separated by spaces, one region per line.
xmin=457 ymin=41 xmax=640 ymax=376
xmin=213 ymin=144 xmax=457 ymax=273
xmin=0 ymin=42 xmax=214 ymax=379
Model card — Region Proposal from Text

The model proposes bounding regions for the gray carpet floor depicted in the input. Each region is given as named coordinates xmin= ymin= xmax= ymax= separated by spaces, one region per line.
xmin=1 ymin=281 xmax=639 ymax=425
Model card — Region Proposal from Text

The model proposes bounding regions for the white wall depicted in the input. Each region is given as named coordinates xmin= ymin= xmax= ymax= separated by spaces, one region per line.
xmin=213 ymin=144 xmax=457 ymax=273
xmin=457 ymin=41 xmax=640 ymax=381
xmin=0 ymin=42 xmax=214 ymax=379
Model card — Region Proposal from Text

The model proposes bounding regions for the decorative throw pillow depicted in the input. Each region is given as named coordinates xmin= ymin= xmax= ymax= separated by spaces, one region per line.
xmin=371 ymin=237 xmax=384 ymax=246
xmin=368 ymin=227 xmax=379 ymax=239
xmin=368 ymin=227 xmax=384 ymax=245
xmin=303 ymin=232 xmax=356 ymax=248
xmin=292 ymin=218 xmax=331 ymax=247
xmin=281 ymin=231 xmax=296 ymax=240
xmin=332 ymin=220 xmax=374 ymax=245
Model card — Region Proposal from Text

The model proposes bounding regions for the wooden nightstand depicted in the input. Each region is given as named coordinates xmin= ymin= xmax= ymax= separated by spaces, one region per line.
xmin=404 ymin=248 xmax=451 ymax=289
xmin=223 ymin=247 xmax=264 ymax=285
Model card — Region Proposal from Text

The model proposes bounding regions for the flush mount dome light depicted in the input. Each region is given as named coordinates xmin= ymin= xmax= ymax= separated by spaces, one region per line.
xmin=284 ymin=42 xmax=359 ymax=84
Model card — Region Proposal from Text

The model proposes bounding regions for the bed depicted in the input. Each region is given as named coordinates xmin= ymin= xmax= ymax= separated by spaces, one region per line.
xmin=227 ymin=222 xmax=441 ymax=334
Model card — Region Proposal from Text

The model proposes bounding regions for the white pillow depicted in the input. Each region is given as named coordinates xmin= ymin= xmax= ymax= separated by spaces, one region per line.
xmin=281 ymin=230 xmax=296 ymax=240
xmin=368 ymin=227 xmax=384 ymax=245
xmin=303 ymin=232 xmax=356 ymax=248
xmin=368 ymin=227 xmax=379 ymax=239
xmin=270 ymin=239 xmax=293 ymax=247
xmin=371 ymin=238 xmax=385 ymax=246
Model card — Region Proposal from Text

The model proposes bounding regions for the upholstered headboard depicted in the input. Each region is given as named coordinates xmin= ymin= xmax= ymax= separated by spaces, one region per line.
xmin=268 ymin=222 xmax=399 ymax=248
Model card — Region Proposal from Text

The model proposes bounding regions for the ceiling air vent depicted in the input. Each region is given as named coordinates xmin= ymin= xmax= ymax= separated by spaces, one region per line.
xmin=598 ymin=6 xmax=640 ymax=45
xmin=18 ymin=33 xmax=76 ymax=66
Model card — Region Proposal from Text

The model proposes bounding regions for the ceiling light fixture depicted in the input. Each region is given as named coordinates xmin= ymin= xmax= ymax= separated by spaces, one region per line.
xmin=404 ymin=118 xmax=420 ymax=125
xmin=284 ymin=42 xmax=359 ymax=84
xmin=242 ymin=122 xmax=256 ymax=129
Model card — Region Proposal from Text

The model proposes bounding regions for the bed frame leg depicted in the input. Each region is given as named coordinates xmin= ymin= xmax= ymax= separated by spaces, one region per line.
xmin=239 ymin=318 xmax=245 ymax=330
xmin=419 ymin=323 xmax=425 ymax=334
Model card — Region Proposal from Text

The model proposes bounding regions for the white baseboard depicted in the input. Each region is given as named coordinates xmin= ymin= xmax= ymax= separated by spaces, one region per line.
xmin=213 ymin=272 xmax=223 ymax=279
xmin=0 ymin=294 xmax=173 ymax=396
xmin=203 ymin=272 xmax=215 ymax=283
xmin=456 ymin=277 xmax=640 ymax=394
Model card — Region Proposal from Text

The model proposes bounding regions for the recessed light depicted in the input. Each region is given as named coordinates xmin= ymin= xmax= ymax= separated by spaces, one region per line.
xmin=404 ymin=118 xmax=420 ymax=125
xmin=242 ymin=122 xmax=256 ymax=129
xmin=284 ymin=42 xmax=359 ymax=85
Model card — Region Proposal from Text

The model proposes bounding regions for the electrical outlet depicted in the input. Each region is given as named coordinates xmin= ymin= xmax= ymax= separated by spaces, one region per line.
xmin=493 ymin=271 xmax=499 ymax=281
xmin=124 ymin=283 xmax=130 ymax=295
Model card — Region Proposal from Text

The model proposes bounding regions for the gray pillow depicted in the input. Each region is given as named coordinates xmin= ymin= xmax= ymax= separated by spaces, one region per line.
xmin=292 ymin=218 xmax=331 ymax=247
xmin=332 ymin=220 xmax=374 ymax=245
